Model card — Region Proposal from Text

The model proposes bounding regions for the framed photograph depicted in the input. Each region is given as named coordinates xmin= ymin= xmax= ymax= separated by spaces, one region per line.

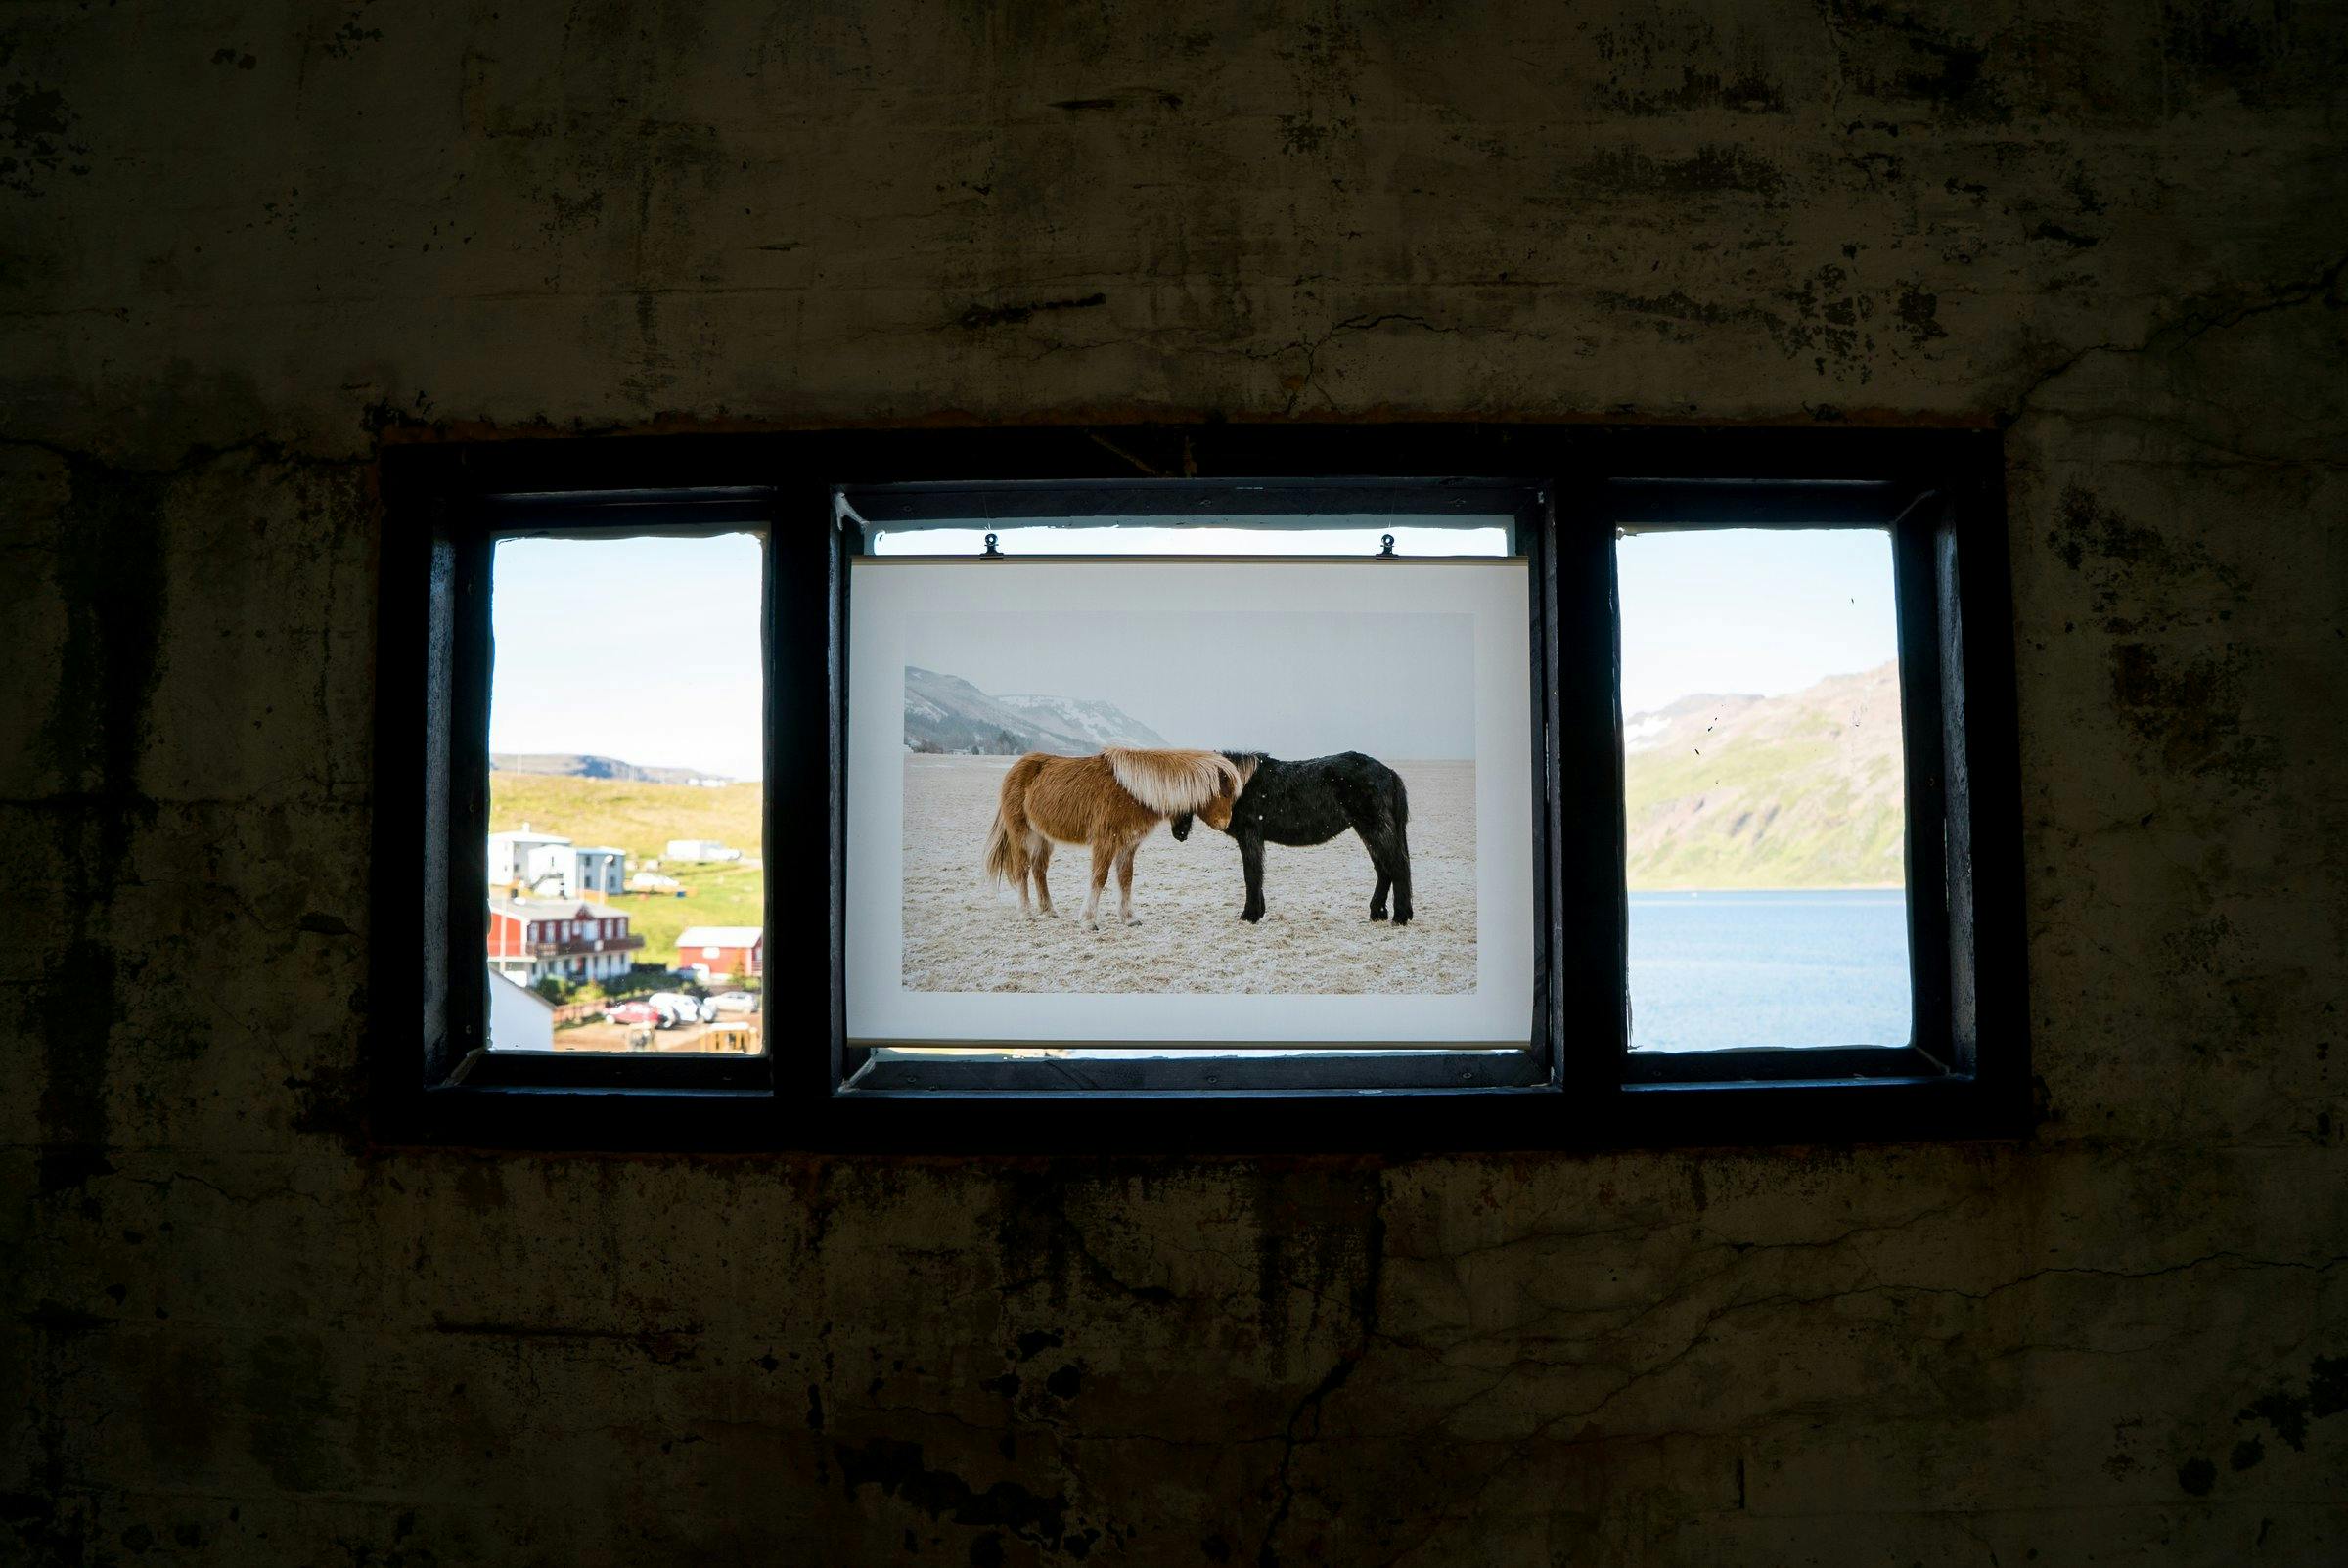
xmin=844 ymin=558 xmax=1536 ymax=1048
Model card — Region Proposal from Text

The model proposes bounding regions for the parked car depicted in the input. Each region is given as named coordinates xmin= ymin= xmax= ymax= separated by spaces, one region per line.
xmin=710 ymin=991 xmax=758 ymax=1015
xmin=602 ymin=1001 xmax=661 ymax=1027
xmin=646 ymin=991 xmax=716 ymax=1027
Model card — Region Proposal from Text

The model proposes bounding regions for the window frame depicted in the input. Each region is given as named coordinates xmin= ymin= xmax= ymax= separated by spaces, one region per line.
xmin=370 ymin=426 xmax=2026 ymax=1153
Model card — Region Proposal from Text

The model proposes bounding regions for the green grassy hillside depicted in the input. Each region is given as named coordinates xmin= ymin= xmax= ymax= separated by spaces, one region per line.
xmin=1622 ymin=661 xmax=1905 ymax=890
xmin=488 ymin=773 xmax=763 ymax=967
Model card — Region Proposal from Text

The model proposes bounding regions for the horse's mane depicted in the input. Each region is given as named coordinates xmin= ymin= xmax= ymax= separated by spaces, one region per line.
xmin=1103 ymin=746 xmax=1242 ymax=816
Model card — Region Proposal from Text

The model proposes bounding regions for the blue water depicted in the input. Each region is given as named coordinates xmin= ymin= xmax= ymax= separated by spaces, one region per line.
xmin=1628 ymin=889 xmax=1911 ymax=1052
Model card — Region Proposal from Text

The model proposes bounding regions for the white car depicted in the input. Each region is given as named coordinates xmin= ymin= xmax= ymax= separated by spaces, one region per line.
xmin=710 ymin=991 xmax=758 ymax=1015
xmin=645 ymin=991 xmax=715 ymax=1027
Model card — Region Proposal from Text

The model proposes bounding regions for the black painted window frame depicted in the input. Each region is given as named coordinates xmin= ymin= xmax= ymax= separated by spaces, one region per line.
xmin=369 ymin=426 xmax=2027 ymax=1152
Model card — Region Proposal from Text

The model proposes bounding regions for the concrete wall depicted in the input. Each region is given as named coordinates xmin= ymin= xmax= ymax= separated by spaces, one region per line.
xmin=5 ymin=2 xmax=2342 ymax=1562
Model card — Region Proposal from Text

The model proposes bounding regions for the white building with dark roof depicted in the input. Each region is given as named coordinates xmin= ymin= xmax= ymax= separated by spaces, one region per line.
xmin=488 ymin=824 xmax=571 ymax=891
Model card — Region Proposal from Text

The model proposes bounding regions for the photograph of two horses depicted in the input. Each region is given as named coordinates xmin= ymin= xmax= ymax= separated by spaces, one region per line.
xmin=895 ymin=607 xmax=1478 ymax=997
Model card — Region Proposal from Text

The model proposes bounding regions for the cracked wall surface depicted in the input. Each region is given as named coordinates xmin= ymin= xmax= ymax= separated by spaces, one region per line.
xmin=3 ymin=1 xmax=2344 ymax=1562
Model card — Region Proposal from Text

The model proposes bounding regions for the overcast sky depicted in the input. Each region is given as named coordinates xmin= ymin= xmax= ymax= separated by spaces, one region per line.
xmin=908 ymin=609 xmax=1477 ymax=759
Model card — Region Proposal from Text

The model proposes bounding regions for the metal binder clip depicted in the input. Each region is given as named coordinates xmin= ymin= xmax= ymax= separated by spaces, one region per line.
xmin=1377 ymin=533 xmax=1397 ymax=559
xmin=981 ymin=532 xmax=1003 ymax=559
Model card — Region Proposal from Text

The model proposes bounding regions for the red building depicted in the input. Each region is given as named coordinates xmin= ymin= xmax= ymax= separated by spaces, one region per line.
xmin=676 ymin=925 xmax=763 ymax=982
xmin=488 ymin=897 xmax=646 ymax=985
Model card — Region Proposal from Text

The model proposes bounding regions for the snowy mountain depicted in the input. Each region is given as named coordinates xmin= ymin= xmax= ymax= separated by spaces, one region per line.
xmin=991 ymin=693 xmax=1166 ymax=749
xmin=903 ymin=667 xmax=1164 ymax=755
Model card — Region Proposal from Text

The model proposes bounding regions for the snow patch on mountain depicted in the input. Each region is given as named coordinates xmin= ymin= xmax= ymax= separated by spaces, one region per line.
xmin=993 ymin=694 xmax=1165 ymax=748
xmin=903 ymin=667 xmax=1166 ymax=754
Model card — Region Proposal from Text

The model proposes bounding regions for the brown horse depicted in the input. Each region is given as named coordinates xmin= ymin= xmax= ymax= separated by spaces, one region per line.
xmin=982 ymin=747 xmax=1242 ymax=928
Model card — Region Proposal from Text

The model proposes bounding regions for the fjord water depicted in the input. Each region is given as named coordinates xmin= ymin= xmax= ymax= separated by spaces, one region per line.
xmin=1628 ymin=889 xmax=1911 ymax=1051
xmin=1616 ymin=528 xmax=1914 ymax=1053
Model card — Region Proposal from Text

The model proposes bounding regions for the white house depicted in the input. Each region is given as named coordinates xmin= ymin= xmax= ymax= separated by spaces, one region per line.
xmin=664 ymin=838 xmax=743 ymax=862
xmin=572 ymin=845 xmax=627 ymax=898
xmin=488 ymin=824 xmax=570 ymax=889
xmin=486 ymin=964 xmax=556 ymax=1052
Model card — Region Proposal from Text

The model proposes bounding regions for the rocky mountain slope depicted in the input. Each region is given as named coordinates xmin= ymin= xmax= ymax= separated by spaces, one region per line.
xmin=991 ymin=692 xmax=1167 ymax=749
xmin=1623 ymin=659 xmax=1906 ymax=889
xmin=904 ymin=666 xmax=1164 ymax=754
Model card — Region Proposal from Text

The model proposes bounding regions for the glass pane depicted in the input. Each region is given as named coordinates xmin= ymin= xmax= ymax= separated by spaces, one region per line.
xmin=484 ymin=532 xmax=765 ymax=1055
xmin=1616 ymin=528 xmax=1911 ymax=1051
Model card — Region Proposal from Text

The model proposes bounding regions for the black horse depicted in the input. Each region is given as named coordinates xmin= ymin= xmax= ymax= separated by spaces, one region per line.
xmin=1170 ymin=751 xmax=1413 ymax=924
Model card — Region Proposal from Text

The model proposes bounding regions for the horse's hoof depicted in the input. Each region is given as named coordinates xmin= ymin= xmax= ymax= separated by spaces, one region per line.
xmin=1240 ymin=909 xmax=1263 ymax=924
xmin=1393 ymin=914 xmax=1413 ymax=926
xmin=1370 ymin=908 xmax=1389 ymax=922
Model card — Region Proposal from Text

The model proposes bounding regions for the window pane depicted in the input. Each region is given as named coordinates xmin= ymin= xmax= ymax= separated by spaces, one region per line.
xmin=484 ymin=532 xmax=765 ymax=1056
xmin=1616 ymin=528 xmax=1911 ymax=1051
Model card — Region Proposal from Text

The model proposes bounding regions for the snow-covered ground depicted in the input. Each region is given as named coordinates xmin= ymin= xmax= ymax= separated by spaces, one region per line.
xmin=899 ymin=755 xmax=1476 ymax=995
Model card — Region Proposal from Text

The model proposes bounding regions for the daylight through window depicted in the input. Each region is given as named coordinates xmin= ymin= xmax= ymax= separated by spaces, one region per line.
xmin=867 ymin=520 xmax=1511 ymax=558
xmin=1615 ymin=527 xmax=1912 ymax=1052
xmin=484 ymin=532 xmax=767 ymax=1055
xmin=378 ymin=431 xmax=2020 ymax=1149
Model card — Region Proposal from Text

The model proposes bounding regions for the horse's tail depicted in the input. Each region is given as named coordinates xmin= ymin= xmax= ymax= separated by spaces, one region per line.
xmin=982 ymin=810 xmax=1018 ymax=886
xmin=1371 ymin=753 xmax=1409 ymax=828
xmin=983 ymin=755 xmax=1044 ymax=886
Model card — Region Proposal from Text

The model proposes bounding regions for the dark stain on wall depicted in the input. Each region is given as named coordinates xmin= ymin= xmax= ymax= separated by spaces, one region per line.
xmin=1575 ymin=145 xmax=1789 ymax=202
xmin=0 ymin=78 xmax=88 ymax=195
xmin=38 ymin=459 xmax=168 ymax=858
xmin=1896 ymin=281 xmax=1948 ymax=345
xmin=959 ymin=294 xmax=1109 ymax=331
xmin=32 ymin=459 xmax=170 ymax=1191
xmin=238 ymin=1333 xmax=349 ymax=1493
xmin=2107 ymin=643 xmax=2272 ymax=786
xmin=2161 ymin=0 xmax=2325 ymax=107
xmin=2048 ymin=485 xmax=2164 ymax=575
xmin=1829 ymin=0 xmax=2011 ymax=122
xmin=2237 ymin=1354 xmax=2348 ymax=1452
xmin=837 ymin=1438 xmax=1073 ymax=1554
